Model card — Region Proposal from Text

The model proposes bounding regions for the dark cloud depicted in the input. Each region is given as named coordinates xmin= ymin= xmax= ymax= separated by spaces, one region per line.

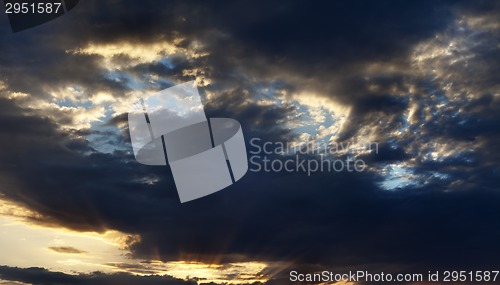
xmin=0 ymin=266 xmax=197 ymax=285
xmin=0 ymin=0 xmax=499 ymax=284
xmin=48 ymin=246 xmax=86 ymax=254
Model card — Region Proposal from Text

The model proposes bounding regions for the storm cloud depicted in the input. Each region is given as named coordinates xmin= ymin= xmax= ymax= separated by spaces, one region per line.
xmin=0 ymin=0 xmax=499 ymax=284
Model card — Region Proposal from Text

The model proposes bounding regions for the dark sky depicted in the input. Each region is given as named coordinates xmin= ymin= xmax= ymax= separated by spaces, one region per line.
xmin=0 ymin=1 xmax=499 ymax=284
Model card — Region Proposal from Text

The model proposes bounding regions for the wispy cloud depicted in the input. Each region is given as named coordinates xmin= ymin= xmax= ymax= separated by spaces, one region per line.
xmin=48 ymin=246 xmax=87 ymax=254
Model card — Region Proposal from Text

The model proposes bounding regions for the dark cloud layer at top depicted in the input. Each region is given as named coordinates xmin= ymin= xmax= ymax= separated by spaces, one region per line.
xmin=0 ymin=0 xmax=500 ymax=284
xmin=0 ymin=0 xmax=458 ymax=98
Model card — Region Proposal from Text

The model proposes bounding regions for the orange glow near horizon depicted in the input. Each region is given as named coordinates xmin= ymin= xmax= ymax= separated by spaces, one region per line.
xmin=0 ymin=199 xmax=284 ymax=284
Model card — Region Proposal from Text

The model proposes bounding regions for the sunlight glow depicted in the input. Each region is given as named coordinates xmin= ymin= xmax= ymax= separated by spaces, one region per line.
xmin=0 ymin=200 xmax=278 ymax=283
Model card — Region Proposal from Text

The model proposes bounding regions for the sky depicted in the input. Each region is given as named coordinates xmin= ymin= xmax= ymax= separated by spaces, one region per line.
xmin=0 ymin=0 xmax=499 ymax=284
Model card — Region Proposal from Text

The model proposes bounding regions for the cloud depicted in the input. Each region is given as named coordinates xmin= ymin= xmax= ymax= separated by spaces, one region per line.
xmin=48 ymin=246 xmax=87 ymax=254
xmin=0 ymin=266 xmax=197 ymax=285
xmin=69 ymin=40 xmax=207 ymax=70
xmin=0 ymin=0 xmax=499 ymax=283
